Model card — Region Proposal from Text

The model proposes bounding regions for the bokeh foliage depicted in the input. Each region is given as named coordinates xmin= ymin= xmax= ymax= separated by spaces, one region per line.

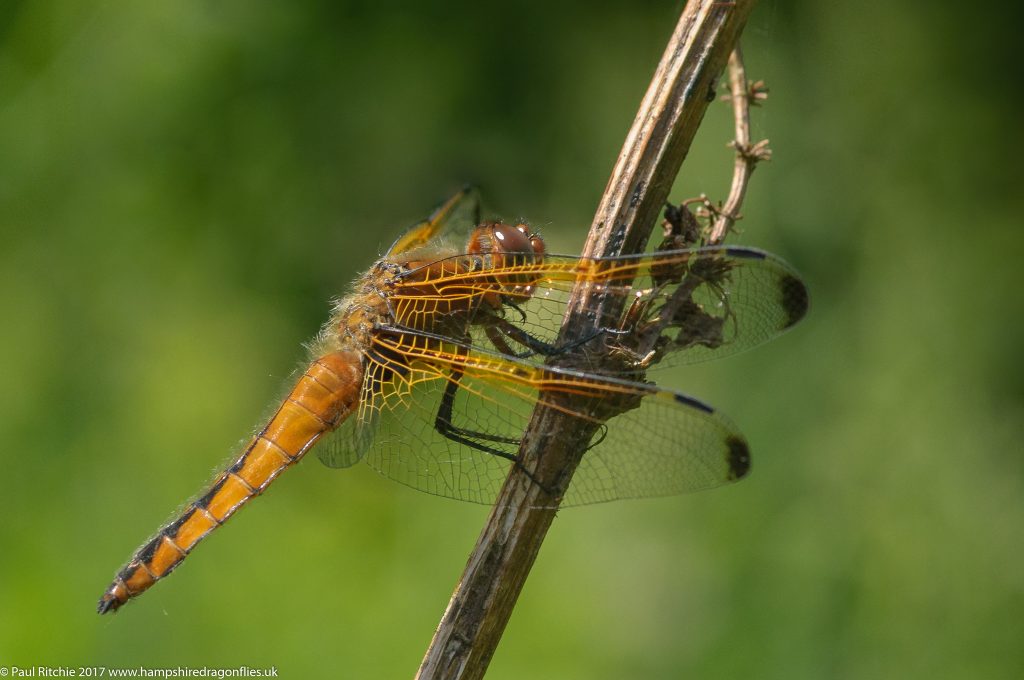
xmin=1 ymin=1 xmax=1022 ymax=678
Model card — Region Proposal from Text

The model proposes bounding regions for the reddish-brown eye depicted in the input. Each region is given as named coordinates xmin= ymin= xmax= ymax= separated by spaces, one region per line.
xmin=467 ymin=222 xmax=544 ymax=260
xmin=465 ymin=221 xmax=545 ymax=301
xmin=491 ymin=223 xmax=534 ymax=255
xmin=469 ymin=223 xmax=523 ymax=256
xmin=513 ymin=223 xmax=545 ymax=258
xmin=529 ymin=234 xmax=545 ymax=257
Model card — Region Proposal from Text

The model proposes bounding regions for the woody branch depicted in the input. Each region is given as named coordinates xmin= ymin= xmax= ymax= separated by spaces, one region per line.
xmin=416 ymin=2 xmax=759 ymax=678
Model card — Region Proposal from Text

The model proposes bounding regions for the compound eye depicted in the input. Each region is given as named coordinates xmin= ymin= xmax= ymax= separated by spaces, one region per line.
xmin=529 ymin=234 xmax=545 ymax=257
xmin=491 ymin=223 xmax=534 ymax=254
xmin=514 ymin=223 xmax=545 ymax=258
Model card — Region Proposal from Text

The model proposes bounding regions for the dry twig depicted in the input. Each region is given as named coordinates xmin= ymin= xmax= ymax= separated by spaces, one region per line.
xmin=627 ymin=45 xmax=772 ymax=367
xmin=707 ymin=45 xmax=772 ymax=244
xmin=416 ymin=2 xmax=758 ymax=678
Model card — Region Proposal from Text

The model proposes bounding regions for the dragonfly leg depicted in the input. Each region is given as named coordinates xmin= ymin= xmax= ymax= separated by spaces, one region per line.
xmin=433 ymin=367 xmax=556 ymax=494
xmin=484 ymin=315 xmax=604 ymax=358
xmin=504 ymin=299 xmax=529 ymax=324
xmin=434 ymin=368 xmax=521 ymax=447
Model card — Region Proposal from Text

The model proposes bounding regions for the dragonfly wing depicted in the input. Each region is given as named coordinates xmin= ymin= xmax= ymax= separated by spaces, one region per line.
xmin=579 ymin=246 xmax=809 ymax=368
xmin=386 ymin=186 xmax=482 ymax=257
xmin=562 ymin=386 xmax=747 ymax=506
xmin=349 ymin=333 xmax=748 ymax=505
xmin=356 ymin=351 xmax=523 ymax=503
xmin=522 ymin=246 xmax=808 ymax=369
xmin=392 ymin=246 xmax=807 ymax=371
xmin=316 ymin=368 xmax=380 ymax=469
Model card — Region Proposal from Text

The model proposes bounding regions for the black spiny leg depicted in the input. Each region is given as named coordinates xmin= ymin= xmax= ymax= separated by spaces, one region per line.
xmin=484 ymin=314 xmax=605 ymax=359
xmin=434 ymin=368 xmax=521 ymax=450
xmin=433 ymin=368 xmax=555 ymax=493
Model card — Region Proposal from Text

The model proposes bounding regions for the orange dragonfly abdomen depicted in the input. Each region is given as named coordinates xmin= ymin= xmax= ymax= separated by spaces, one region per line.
xmin=97 ymin=351 xmax=363 ymax=613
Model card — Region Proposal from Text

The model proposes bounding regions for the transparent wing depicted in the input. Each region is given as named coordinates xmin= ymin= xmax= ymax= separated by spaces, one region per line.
xmin=323 ymin=333 xmax=749 ymax=506
xmin=317 ymin=337 xmax=525 ymax=501
xmin=389 ymin=245 xmax=809 ymax=372
xmin=563 ymin=389 xmax=748 ymax=506
xmin=386 ymin=185 xmax=482 ymax=257
xmin=315 ymin=372 xmax=380 ymax=469
xmin=360 ymin=363 xmax=522 ymax=505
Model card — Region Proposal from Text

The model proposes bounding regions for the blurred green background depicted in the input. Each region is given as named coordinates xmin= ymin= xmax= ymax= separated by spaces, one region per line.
xmin=2 ymin=1 xmax=1021 ymax=678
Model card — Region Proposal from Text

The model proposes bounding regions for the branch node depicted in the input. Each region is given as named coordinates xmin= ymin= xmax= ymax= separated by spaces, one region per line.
xmin=732 ymin=138 xmax=773 ymax=163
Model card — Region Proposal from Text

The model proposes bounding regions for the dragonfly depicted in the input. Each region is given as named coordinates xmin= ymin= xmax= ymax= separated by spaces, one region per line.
xmin=97 ymin=187 xmax=808 ymax=614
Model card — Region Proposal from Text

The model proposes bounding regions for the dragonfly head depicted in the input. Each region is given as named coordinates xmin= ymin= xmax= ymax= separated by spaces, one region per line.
xmin=469 ymin=222 xmax=544 ymax=259
xmin=468 ymin=222 xmax=545 ymax=299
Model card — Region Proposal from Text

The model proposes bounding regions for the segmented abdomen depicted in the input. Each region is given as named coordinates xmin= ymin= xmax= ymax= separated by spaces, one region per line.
xmin=97 ymin=351 xmax=362 ymax=614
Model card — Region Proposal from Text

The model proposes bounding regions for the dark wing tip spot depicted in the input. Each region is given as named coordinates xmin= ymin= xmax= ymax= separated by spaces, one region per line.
xmin=780 ymin=274 xmax=809 ymax=328
xmin=725 ymin=436 xmax=751 ymax=481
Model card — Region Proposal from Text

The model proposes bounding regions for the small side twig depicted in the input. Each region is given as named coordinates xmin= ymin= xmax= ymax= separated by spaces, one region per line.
xmin=416 ymin=2 xmax=758 ymax=679
xmin=708 ymin=45 xmax=772 ymax=244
